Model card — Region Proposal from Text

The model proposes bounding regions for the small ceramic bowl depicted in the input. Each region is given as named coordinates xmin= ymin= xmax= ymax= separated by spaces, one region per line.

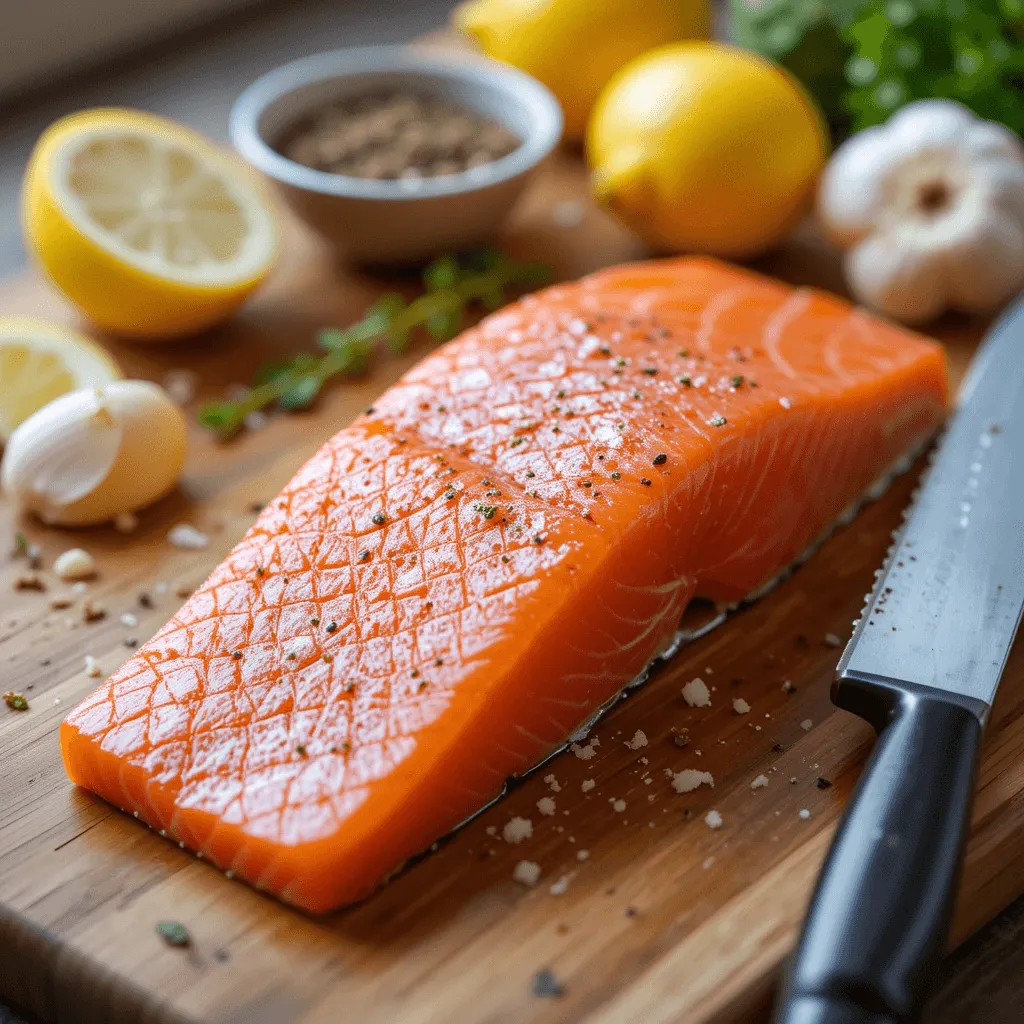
xmin=230 ymin=46 xmax=563 ymax=265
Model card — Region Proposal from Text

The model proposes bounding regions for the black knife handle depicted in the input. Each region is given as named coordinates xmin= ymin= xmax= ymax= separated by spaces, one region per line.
xmin=774 ymin=678 xmax=983 ymax=1024
xmin=773 ymin=995 xmax=894 ymax=1023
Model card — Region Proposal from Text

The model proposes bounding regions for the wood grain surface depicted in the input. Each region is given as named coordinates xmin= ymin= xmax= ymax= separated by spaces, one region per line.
xmin=0 ymin=143 xmax=1019 ymax=1024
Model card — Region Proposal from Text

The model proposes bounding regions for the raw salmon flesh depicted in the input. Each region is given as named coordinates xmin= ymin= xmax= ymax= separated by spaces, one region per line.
xmin=61 ymin=258 xmax=948 ymax=913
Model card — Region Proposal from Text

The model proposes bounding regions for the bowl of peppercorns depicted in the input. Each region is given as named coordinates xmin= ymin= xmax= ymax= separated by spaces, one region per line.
xmin=230 ymin=45 xmax=563 ymax=264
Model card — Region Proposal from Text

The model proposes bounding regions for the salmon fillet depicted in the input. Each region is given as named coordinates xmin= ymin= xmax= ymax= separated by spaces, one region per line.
xmin=61 ymin=258 xmax=948 ymax=913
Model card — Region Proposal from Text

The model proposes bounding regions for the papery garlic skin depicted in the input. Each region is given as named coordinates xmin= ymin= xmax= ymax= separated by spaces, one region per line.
xmin=1 ymin=381 xmax=186 ymax=526
xmin=818 ymin=99 xmax=1024 ymax=324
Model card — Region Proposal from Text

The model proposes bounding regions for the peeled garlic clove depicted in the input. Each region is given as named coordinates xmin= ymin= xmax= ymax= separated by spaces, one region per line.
xmin=0 ymin=381 xmax=187 ymax=526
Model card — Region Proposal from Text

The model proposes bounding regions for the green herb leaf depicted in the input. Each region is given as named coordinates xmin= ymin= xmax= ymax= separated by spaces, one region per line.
xmin=423 ymin=255 xmax=461 ymax=291
xmin=197 ymin=401 xmax=245 ymax=438
xmin=3 ymin=691 xmax=28 ymax=711
xmin=255 ymin=356 xmax=311 ymax=386
xmin=426 ymin=307 xmax=462 ymax=340
xmin=155 ymin=920 xmax=191 ymax=947
xmin=277 ymin=375 xmax=322 ymax=411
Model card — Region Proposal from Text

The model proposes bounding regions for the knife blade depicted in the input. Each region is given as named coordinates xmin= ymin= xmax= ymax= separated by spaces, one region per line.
xmin=838 ymin=299 xmax=1024 ymax=716
xmin=774 ymin=295 xmax=1024 ymax=1024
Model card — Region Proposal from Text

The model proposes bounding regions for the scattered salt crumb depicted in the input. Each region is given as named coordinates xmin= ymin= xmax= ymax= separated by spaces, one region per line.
xmin=624 ymin=729 xmax=648 ymax=750
xmin=552 ymin=199 xmax=585 ymax=227
xmin=644 ymin=777 xmax=652 ymax=785
xmin=704 ymin=666 xmax=713 ymax=674
xmin=244 ymin=411 xmax=269 ymax=431
xmin=704 ymin=809 xmax=723 ymax=830
xmin=543 ymin=773 xmax=562 ymax=793
xmin=824 ymin=633 xmax=842 ymax=648
xmin=782 ymin=681 xmax=796 ymax=694
xmin=84 ymin=655 xmax=102 ymax=678
xmin=799 ymin=808 xmax=812 ymax=820
xmin=732 ymin=698 xmax=751 ymax=715
xmin=512 ymin=860 xmax=541 ymax=886
xmin=789 ymin=777 xmax=798 ymax=784
xmin=576 ymin=849 xmax=589 ymax=861
xmin=682 ymin=677 xmax=711 ymax=707
xmin=639 ymin=756 xmax=648 ymax=765
xmin=549 ymin=874 xmax=573 ymax=896
xmin=168 ymin=524 xmax=209 ymax=550
xmin=503 ymin=817 xmax=534 ymax=844
xmin=800 ymin=719 xmax=814 ymax=731
xmin=581 ymin=779 xmax=596 ymax=793
xmin=120 ymin=612 xmax=139 ymax=628
xmin=611 ymin=799 xmax=627 ymax=812
xmin=702 ymin=856 xmax=716 ymax=870
xmin=779 ymin=396 xmax=792 ymax=409
xmin=671 ymin=769 xmax=714 ymax=794
xmin=114 ymin=511 xmax=139 ymax=534
xmin=485 ymin=826 xmax=497 ymax=837
xmin=54 ymin=548 xmax=95 ymax=581
xmin=163 ymin=369 xmax=197 ymax=405
xmin=571 ymin=741 xmax=598 ymax=761
xmin=750 ymin=774 xmax=770 ymax=790
xmin=537 ymin=797 xmax=557 ymax=817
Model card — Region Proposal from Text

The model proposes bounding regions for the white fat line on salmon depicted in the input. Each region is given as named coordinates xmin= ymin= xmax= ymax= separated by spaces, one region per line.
xmin=762 ymin=290 xmax=811 ymax=381
xmin=537 ymin=693 xmax=595 ymax=711
xmin=822 ymin=317 xmax=856 ymax=386
xmin=692 ymin=284 xmax=749 ymax=355
xmin=612 ymin=577 xmax=692 ymax=596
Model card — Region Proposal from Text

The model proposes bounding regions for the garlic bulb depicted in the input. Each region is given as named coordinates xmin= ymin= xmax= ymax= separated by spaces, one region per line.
xmin=0 ymin=381 xmax=187 ymax=526
xmin=818 ymin=99 xmax=1024 ymax=324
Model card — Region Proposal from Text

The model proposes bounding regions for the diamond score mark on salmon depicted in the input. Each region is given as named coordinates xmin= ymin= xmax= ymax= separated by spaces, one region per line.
xmin=60 ymin=257 xmax=949 ymax=913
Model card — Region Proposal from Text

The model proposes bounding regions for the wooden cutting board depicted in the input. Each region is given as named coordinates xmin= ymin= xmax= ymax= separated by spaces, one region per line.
xmin=0 ymin=144 xmax=1020 ymax=1024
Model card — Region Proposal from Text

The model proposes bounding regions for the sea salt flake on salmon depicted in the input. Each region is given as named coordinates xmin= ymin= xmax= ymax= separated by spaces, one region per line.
xmin=61 ymin=257 xmax=948 ymax=913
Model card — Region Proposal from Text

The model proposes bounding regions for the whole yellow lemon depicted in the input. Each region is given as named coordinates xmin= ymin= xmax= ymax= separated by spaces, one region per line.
xmin=454 ymin=0 xmax=710 ymax=139
xmin=587 ymin=43 xmax=829 ymax=259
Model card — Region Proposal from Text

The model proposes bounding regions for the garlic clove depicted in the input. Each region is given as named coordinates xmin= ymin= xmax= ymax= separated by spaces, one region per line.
xmin=0 ymin=380 xmax=187 ymax=526
xmin=2 ymin=388 xmax=123 ymax=515
xmin=845 ymin=232 xmax=946 ymax=326
xmin=973 ymin=154 xmax=1024 ymax=224
xmin=885 ymin=99 xmax=973 ymax=152
xmin=941 ymin=206 xmax=1024 ymax=314
xmin=817 ymin=125 xmax=894 ymax=245
xmin=965 ymin=120 xmax=1024 ymax=164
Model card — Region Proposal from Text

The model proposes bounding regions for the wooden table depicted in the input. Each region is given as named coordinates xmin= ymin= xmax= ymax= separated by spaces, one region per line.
xmin=1 ymin=83 xmax=1023 ymax=1024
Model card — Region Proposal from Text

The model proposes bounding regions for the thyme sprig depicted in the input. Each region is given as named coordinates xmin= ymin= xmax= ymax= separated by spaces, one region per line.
xmin=198 ymin=249 xmax=551 ymax=438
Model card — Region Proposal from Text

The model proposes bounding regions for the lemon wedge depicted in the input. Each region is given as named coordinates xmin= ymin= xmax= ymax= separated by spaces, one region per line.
xmin=0 ymin=316 xmax=122 ymax=441
xmin=22 ymin=108 xmax=277 ymax=340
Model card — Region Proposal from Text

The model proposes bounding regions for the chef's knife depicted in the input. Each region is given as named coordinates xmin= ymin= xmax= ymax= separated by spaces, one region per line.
xmin=774 ymin=296 xmax=1024 ymax=1024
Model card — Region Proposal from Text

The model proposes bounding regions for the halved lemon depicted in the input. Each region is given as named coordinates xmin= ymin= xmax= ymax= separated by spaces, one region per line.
xmin=0 ymin=316 xmax=122 ymax=441
xmin=22 ymin=108 xmax=278 ymax=341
